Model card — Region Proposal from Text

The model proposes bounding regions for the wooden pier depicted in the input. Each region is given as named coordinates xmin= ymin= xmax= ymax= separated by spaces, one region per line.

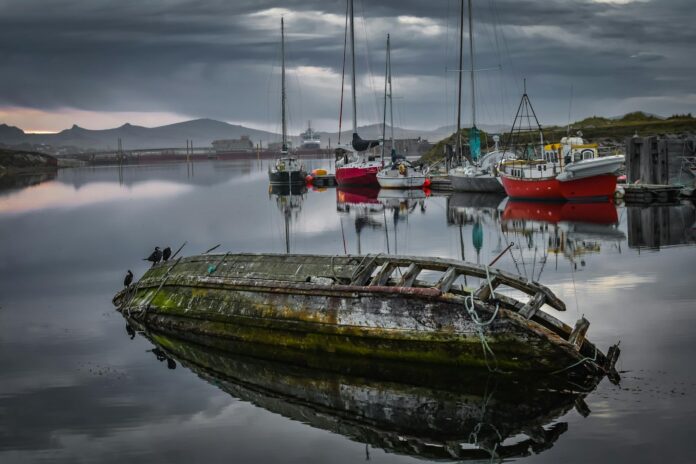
xmin=624 ymin=136 xmax=696 ymax=203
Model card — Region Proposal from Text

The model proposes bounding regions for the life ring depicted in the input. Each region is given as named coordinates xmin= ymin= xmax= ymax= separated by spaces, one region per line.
xmin=398 ymin=164 xmax=407 ymax=175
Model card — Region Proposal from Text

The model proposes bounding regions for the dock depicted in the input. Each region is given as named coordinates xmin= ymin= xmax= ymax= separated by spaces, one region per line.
xmin=429 ymin=175 xmax=453 ymax=191
xmin=309 ymin=174 xmax=337 ymax=187
xmin=623 ymin=136 xmax=696 ymax=203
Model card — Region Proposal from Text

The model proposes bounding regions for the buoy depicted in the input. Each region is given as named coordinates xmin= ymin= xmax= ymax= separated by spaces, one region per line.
xmin=423 ymin=177 xmax=432 ymax=188
xmin=305 ymin=175 xmax=314 ymax=184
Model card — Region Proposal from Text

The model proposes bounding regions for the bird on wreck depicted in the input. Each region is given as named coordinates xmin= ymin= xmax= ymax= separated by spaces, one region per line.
xmin=144 ymin=247 xmax=162 ymax=266
xmin=123 ymin=270 xmax=133 ymax=287
xmin=162 ymin=246 xmax=172 ymax=261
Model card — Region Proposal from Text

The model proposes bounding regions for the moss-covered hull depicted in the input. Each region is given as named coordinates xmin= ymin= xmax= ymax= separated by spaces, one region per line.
xmin=115 ymin=253 xmax=615 ymax=376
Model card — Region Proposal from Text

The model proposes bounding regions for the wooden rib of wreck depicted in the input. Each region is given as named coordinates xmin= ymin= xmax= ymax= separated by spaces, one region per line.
xmin=113 ymin=253 xmax=620 ymax=378
xmin=132 ymin=328 xmax=598 ymax=461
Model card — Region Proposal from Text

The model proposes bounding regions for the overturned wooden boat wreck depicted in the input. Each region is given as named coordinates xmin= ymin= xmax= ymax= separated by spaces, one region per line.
xmin=131 ymin=328 xmax=599 ymax=461
xmin=114 ymin=253 xmax=620 ymax=378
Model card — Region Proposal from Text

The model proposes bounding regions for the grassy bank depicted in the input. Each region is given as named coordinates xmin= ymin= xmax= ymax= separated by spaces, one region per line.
xmin=0 ymin=148 xmax=58 ymax=176
xmin=419 ymin=112 xmax=696 ymax=165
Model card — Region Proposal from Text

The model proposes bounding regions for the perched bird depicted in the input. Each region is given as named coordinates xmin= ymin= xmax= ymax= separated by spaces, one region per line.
xmin=144 ymin=247 xmax=163 ymax=266
xmin=162 ymin=246 xmax=172 ymax=262
xmin=123 ymin=270 xmax=133 ymax=287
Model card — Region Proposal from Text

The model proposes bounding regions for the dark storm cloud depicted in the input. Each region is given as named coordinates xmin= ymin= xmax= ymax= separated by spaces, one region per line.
xmin=0 ymin=0 xmax=693 ymax=130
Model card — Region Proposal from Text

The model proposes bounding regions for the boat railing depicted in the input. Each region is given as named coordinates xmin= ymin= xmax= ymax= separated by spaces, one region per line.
xmin=346 ymin=254 xmax=566 ymax=316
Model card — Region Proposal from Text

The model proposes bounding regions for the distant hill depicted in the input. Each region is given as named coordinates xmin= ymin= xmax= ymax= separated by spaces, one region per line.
xmin=0 ymin=119 xmax=458 ymax=154
xmin=316 ymin=123 xmax=449 ymax=147
xmin=0 ymin=119 xmax=280 ymax=153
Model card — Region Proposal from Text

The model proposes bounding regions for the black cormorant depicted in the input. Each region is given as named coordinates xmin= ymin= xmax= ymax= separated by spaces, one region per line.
xmin=123 ymin=270 xmax=133 ymax=287
xmin=144 ymin=247 xmax=162 ymax=266
xmin=162 ymin=246 xmax=172 ymax=261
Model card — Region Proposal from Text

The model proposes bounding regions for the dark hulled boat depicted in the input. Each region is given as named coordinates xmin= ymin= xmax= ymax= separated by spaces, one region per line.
xmin=267 ymin=18 xmax=307 ymax=185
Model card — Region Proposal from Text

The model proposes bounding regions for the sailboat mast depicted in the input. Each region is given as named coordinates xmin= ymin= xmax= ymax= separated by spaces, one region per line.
xmin=381 ymin=34 xmax=388 ymax=161
xmin=468 ymin=0 xmax=476 ymax=128
xmin=388 ymin=34 xmax=394 ymax=150
xmin=456 ymin=0 xmax=464 ymax=164
xmin=349 ymin=0 xmax=357 ymax=135
xmin=281 ymin=17 xmax=288 ymax=152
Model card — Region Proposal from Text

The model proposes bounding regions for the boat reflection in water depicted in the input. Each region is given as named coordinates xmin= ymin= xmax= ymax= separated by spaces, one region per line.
xmin=336 ymin=187 xmax=383 ymax=254
xmin=500 ymin=199 xmax=625 ymax=275
xmin=132 ymin=327 xmax=605 ymax=462
xmin=447 ymin=193 xmax=507 ymax=264
xmin=268 ymin=183 xmax=307 ymax=253
xmin=337 ymin=187 xmax=429 ymax=254
xmin=446 ymin=193 xmax=626 ymax=274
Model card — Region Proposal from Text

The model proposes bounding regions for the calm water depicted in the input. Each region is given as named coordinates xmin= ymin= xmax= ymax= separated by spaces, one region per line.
xmin=1 ymin=160 xmax=695 ymax=463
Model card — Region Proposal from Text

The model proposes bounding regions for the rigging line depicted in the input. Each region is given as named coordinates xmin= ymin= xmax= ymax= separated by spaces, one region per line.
xmin=338 ymin=0 xmax=349 ymax=144
xmin=359 ymin=0 xmax=381 ymax=126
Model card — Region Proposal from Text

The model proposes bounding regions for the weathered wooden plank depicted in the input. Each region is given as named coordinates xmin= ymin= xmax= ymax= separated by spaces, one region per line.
xmin=436 ymin=267 xmax=459 ymax=293
xmin=370 ymin=255 xmax=565 ymax=311
xmin=370 ymin=263 xmax=395 ymax=287
xmin=473 ymin=275 xmax=501 ymax=301
xmin=519 ymin=292 xmax=546 ymax=319
xmin=568 ymin=317 xmax=590 ymax=350
xmin=397 ymin=263 xmax=421 ymax=287
xmin=351 ymin=260 xmax=379 ymax=286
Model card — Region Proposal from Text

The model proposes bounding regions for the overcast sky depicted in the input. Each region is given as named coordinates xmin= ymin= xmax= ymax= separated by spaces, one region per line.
xmin=0 ymin=0 xmax=693 ymax=133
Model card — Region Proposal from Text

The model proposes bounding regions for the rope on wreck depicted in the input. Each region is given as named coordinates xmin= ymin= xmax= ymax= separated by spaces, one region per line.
xmin=464 ymin=265 xmax=506 ymax=374
xmin=550 ymin=345 xmax=598 ymax=376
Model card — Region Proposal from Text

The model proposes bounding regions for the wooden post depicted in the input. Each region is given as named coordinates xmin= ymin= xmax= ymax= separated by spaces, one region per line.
xmin=568 ymin=317 xmax=590 ymax=349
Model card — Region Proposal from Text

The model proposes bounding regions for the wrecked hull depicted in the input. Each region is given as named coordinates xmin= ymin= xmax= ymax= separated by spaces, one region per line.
xmin=133 ymin=327 xmax=601 ymax=461
xmin=114 ymin=253 xmax=618 ymax=377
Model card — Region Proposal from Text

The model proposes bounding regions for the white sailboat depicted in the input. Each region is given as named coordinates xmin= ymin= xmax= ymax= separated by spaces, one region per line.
xmin=448 ymin=0 xmax=506 ymax=193
xmin=376 ymin=34 xmax=428 ymax=189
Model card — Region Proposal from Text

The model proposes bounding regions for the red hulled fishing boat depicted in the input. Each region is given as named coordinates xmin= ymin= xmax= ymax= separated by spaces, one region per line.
xmin=497 ymin=92 xmax=624 ymax=201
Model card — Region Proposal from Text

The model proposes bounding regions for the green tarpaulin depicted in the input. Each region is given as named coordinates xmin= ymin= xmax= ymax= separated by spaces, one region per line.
xmin=469 ymin=127 xmax=481 ymax=161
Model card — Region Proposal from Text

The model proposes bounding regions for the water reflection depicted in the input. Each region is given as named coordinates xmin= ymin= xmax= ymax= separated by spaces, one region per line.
xmin=268 ymin=184 xmax=307 ymax=253
xmin=0 ymin=180 xmax=193 ymax=215
xmin=627 ymin=202 xmax=696 ymax=249
xmin=336 ymin=188 xmax=431 ymax=255
xmin=134 ymin=327 xmax=602 ymax=462
xmin=0 ymin=171 xmax=56 ymax=193
xmin=2 ymin=161 xmax=696 ymax=463
xmin=445 ymin=195 xmax=629 ymax=275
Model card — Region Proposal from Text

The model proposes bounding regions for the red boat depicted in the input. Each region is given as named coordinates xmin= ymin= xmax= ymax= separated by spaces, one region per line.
xmin=496 ymin=92 xmax=624 ymax=201
xmin=499 ymin=171 xmax=620 ymax=201
xmin=335 ymin=160 xmax=382 ymax=186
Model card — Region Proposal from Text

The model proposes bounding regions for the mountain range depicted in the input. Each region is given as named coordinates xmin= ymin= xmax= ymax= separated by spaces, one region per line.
xmin=0 ymin=119 xmax=510 ymax=154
